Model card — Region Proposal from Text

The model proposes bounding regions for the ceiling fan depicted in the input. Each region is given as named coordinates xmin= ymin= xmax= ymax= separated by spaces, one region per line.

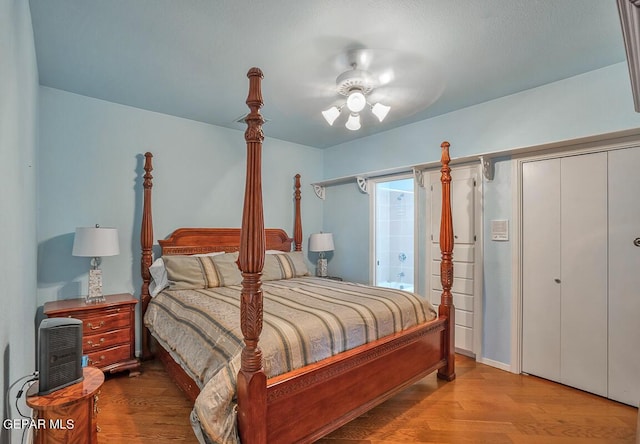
xmin=321 ymin=61 xmax=391 ymax=131
xmin=320 ymin=48 xmax=444 ymax=132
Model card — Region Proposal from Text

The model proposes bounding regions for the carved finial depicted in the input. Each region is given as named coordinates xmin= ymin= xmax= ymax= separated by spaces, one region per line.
xmin=245 ymin=68 xmax=265 ymax=143
xmin=143 ymin=152 xmax=153 ymax=189
xmin=441 ymin=141 xmax=450 ymax=165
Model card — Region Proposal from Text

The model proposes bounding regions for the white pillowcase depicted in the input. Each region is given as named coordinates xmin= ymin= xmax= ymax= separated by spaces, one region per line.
xmin=148 ymin=258 xmax=168 ymax=297
xmin=148 ymin=251 xmax=225 ymax=296
xmin=192 ymin=251 xmax=226 ymax=257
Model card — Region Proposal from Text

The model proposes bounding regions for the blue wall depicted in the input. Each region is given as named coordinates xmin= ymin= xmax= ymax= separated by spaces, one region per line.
xmin=36 ymin=87 xmax=324 ymax=352
xmin=0 ymin=1 xmax=39 ymax=441
xmin=322 ymin=62 xmax=640 ymax=367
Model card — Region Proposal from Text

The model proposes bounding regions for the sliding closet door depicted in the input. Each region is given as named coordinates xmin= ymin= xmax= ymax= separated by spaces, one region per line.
xmin=522 ymin=152 xmax=608 ymax=397
xmin=522 ymin=158 xmax=561 ymax=381
xmin=608 ymin=146 xmax=640 ymax=406
xmin=560 ymin=153 xmax=608 ymax=397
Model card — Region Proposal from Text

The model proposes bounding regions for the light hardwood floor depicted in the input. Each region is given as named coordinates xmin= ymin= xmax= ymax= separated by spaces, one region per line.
xmin=98 ymin=355 xmax=637 ymax=443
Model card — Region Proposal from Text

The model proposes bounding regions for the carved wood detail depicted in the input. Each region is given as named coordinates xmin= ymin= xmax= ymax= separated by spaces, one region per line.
xmin=141 ymin=152 xmax=154 ymax=360
xmin=294 ymin=174 xmax=303 ymax=251
xmin=437 ymin=141 xmax=456 ymax=381
xmin=237 ymin=67 xmax=268 ymax=444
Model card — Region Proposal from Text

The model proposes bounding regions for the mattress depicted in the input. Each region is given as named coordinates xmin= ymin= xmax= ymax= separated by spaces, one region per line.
xmin=144 ymin=276 xmax=437 ymax=443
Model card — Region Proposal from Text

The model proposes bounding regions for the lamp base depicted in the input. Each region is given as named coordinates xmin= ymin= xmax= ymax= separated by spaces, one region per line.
xmin=86 ymin=269 xmax=106 ymax=304
xmin=316 ymin=258 xmax=328 ymax=277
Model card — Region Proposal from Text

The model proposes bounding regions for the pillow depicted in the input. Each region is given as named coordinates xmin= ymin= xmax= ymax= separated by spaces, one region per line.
xmin=148 ymin=258 xmax=168 ymax=297
xmin=147 ymin=252 xmax=225 ymax=296
xmin=163 ymin=252 xmax=242 ymax=290
xmin=192 ymin=251 xmax=225 ymax=257
xmin=263 ymin=251 xmax=309 ymax=281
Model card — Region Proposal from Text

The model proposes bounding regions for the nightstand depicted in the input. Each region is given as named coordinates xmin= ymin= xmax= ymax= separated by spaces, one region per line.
xmin=44 ymin=293 xmax=140 ymax=375
xmin=26 ymin=366 xmax=104 ymax=444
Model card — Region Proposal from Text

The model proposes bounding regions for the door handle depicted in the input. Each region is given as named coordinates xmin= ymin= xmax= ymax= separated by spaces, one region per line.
xmin=634 ymin=238 xmax=640 ymax=247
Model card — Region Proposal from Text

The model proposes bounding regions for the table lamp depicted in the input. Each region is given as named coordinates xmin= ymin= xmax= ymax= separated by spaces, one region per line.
xmin=72 ymin=225 xmax=120 ymax=303
xmin=309 ymin=232 xmax=334 ymax=277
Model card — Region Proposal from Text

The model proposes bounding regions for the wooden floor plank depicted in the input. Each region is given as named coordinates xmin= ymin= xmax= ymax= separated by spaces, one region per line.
xmin=97 ymin=355 xmax=638 ymax=443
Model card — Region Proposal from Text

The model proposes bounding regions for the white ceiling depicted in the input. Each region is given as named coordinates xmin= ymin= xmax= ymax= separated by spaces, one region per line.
xmin=28 ymin=0 xmax=628 ymax=149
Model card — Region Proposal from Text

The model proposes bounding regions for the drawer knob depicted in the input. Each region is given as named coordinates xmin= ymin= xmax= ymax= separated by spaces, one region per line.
xmin=87 ymin=338 xmax=105 ymax=348
xmin=87 ymin=321 xmax=105 ymax=330
xmin=88 ymin=355 xmax=105 ymax=365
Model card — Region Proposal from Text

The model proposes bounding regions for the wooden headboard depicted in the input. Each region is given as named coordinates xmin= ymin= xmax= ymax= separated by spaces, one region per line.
xmin=158 ymin=228 xmax=293 ymax=255
xmin=139 ymin=147 xmax=303 ymax=360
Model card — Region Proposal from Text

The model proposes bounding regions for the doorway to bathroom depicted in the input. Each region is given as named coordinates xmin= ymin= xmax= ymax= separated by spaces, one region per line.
xmin=372 ymin=175 xmax=415 ymax=292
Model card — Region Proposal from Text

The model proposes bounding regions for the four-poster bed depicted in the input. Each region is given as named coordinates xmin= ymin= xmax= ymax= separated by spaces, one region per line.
xmin=139 ymin=67 xmax=455 ymax=443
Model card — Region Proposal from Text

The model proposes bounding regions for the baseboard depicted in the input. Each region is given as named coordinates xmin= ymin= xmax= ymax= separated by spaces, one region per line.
xmin=477 ymin=356 xmax=513 ymax=373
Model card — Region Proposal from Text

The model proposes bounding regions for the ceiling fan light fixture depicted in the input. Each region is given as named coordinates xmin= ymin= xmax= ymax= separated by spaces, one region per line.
xmin=321 ymin=106 xmax=341 ymax=125
xmin=346 ymin=90 xmax=366 ymax=113
xmin=371 ymin=102 xmax=391 ymax=122
xmin=345 ymin=113 xmax=361 ymax=131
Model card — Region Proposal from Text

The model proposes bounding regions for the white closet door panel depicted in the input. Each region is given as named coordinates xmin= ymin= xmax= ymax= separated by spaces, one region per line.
xmin=456 ymin=325 xmax=473 ymax=351
xmin=431 ymin=170 xmax=475 ymax=244
xmin=522 ymin=159 xmax=561 ymax=381
xmin=431 ymin=260 xmax=474 ymax=278
xmin=429 ymin=166 xmax=478 ymax=355
xmin=431 ymin=244 xmax=475 ymax=263
xmin=560 ymin=153 xmax=608 ymax=397
xmin=430 ymin=292 xmax=474 ymax=311
xmin=456 ymin=309 xmax=474 ymax=328
xmin=431 ymin=275 xmax=474 ymax=295
xmin=454 ymin=262 xmax=474 ymax=279
xmin=608 ymin=147 xmax=640 ymax=406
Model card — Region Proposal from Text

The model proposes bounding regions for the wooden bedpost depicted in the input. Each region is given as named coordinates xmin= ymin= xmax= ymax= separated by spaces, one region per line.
xmin=437 ymin=141 xmax=456 ymax=381
xmin=237 ymin=67 xmax=267 ymax=444
xmin=294 ymin=174 xmax=303 ymax=251
xmin=140 ymin=152 xmax=154 ymax=361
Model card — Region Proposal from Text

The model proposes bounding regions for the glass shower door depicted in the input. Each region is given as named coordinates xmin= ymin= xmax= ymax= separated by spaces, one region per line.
xmin=374 ymin=176 xmax=414 ymax=292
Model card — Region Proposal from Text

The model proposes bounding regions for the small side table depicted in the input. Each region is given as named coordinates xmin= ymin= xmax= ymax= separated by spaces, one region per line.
xmin=26 ymin=366 xmax=104 ymax=444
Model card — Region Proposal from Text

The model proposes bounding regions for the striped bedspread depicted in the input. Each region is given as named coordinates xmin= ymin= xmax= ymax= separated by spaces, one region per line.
xmin=144 ymin=276 xmax=437 ymax=444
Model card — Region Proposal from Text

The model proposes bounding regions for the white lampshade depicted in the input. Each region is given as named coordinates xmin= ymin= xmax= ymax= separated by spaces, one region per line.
xmin=345 ymin=113 xmax=361 ymax=131
xmin=346 ymin=90 xmax=366 ymax=113
xmin=371 ymin=103 xmax=391 ymax=122
xmin=321 ymin=106 xmax=341 ymax=126
xmin=72 ymin=226 xmax=120 ymax=257
xmin=309 ymin=233 xmax=335 ymax=252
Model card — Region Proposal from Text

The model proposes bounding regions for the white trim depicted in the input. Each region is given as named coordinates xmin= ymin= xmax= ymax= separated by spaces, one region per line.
xmin=478 ymin=357 xmax=512 ymax=373
xmin=474 ymin=165 xmax=484 ymax=361
xmin=369 ymin=173 xmax=415 ymax=287
xmin=511 ymin=131 xmax=640 ymax=376
xmin=368 ymin=181 xmax=376 ymax=285
xmin=510 ymin=158 xmax=522 ymax=375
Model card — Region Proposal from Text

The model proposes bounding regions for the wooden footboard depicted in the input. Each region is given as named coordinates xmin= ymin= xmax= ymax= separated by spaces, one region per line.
xmin=265 ymin=319 xmax=447 ymax=443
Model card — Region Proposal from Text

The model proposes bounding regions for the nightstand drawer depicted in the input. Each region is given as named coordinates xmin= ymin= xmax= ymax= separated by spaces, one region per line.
xmin=84 ymin=328 xmax=131 ymax=352
xmin=86 ymin=344 xmax=131 ymax=369
xmin=74 ymin=310 xmax=131 ymax=335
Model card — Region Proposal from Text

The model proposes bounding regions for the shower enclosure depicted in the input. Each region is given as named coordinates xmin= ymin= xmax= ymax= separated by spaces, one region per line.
xmin=373 ymin=176 xmax=414 ymax=292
